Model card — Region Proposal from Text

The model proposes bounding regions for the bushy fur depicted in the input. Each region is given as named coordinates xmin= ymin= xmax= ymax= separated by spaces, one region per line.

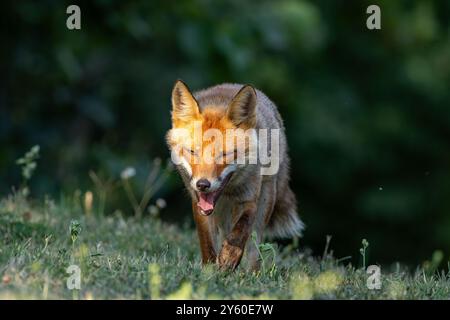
xmin=167 ymin=80 xmax=303 ymax=270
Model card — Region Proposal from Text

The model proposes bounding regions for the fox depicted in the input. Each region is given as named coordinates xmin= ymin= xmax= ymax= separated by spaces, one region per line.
xmin=166 ymin=80 xmax=304 ymax=270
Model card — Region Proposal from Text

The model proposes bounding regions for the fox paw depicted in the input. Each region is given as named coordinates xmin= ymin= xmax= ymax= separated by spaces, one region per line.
xmin=217 ymin=240 xmax=243 ymax=271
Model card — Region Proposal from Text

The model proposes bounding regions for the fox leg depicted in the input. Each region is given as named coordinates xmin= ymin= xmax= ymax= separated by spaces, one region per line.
xmin=245 ymin=180 xmax=277 ymax=271
xmin=192 ymin=202 xmax=216 ymax=264
xmin=217 ymin=201 xmax=257 ymax=270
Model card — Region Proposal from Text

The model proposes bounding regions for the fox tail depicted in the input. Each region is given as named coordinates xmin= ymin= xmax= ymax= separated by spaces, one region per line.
xmin=265 ymin=186 xmax=305 ymax=239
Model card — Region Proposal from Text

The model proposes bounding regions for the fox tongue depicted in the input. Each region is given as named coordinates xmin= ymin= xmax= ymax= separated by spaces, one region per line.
xmin=198 ymin=193 xmax=215 ymax=212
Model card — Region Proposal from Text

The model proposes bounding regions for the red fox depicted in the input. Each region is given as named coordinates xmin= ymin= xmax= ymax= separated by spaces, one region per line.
xmin=166 ymin=80 xmax=303 ymax=270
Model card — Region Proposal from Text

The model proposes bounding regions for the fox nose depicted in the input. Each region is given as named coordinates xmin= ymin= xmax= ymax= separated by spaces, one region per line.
xmin=196 ymin=179 xmax=211 ymax=192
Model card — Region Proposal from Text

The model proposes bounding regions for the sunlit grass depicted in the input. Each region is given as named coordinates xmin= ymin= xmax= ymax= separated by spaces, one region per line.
xmin=0 ymin=193 xmax=449 ymax=300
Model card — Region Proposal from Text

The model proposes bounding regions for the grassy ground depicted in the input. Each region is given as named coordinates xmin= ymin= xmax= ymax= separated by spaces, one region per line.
xmin=1 ymin=193 xmax=449 ymax=300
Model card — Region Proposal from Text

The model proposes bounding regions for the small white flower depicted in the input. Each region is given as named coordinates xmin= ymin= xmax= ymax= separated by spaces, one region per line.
xmin=148 ymin=205 xmax=159 ymax=216
xmin=156 ymin=198 xmax=167 ymax=209
xmin=121 ymin=167 xmax=136 ymax=180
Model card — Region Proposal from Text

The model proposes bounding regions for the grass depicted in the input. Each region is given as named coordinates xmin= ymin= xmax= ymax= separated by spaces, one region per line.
xmin=1 ymin=193 xmax=449 ymax=300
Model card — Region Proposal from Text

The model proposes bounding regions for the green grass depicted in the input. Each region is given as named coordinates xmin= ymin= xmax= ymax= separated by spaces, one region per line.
xmin=1 ymin=193 xmax=449 ymax=300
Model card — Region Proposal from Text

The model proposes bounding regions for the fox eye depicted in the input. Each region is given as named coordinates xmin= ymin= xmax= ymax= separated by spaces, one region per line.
xmin=184 ymin=147 xmax=196 ymax=156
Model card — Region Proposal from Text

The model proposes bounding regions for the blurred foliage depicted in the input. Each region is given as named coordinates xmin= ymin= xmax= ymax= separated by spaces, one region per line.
xmin=1 ymin=0 xmax=450 ymax=265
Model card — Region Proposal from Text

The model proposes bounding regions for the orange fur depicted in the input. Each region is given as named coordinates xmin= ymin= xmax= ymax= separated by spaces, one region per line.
xmin=167 ymin=80 xmax=304 ymax=270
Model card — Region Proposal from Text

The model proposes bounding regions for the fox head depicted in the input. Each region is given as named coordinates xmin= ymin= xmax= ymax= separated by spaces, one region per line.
xmin=166 ymin=80 xmax=258 ymax=216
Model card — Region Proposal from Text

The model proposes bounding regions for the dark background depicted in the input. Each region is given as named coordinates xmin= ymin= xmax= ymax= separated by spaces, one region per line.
xmin=1 ymin=0 xmax=450 ymax=266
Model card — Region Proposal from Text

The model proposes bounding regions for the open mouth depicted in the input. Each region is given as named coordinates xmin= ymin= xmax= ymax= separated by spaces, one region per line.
xmin=196 ymin=173 xmax=233 ymax=216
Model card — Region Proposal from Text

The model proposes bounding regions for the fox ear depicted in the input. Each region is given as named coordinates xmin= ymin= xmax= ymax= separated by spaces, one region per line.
xmin=227 ymin=85 xmax=257 ymax=128
xmin=171 ymin=80 xmax=200 ymax=124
